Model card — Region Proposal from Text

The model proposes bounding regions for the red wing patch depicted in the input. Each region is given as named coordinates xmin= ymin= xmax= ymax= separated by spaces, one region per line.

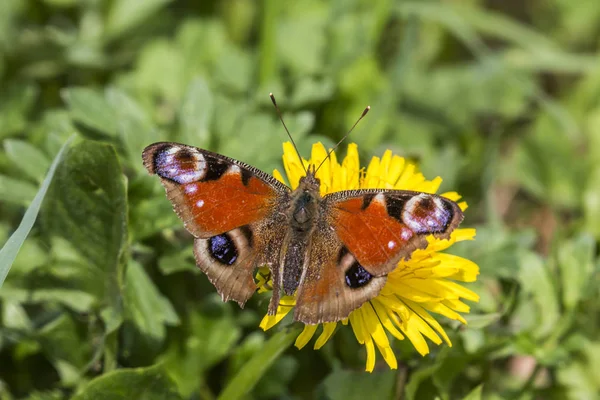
xmin=326 ymin=191 xmax=463 ymax=276
xmin=143 ymin=142 xmax=288 ymax=238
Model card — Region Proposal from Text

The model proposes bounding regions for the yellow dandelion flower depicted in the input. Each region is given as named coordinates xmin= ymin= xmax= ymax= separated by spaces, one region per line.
xmin=258 ymin=142 xmax=479 ymax=372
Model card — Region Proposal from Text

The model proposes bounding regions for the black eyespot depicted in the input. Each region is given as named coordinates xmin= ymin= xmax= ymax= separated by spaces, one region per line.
xmin=385 ymin=197 xmax=405 ymax=222
xmin=208 ymin=234 xmax=237 ymax=265
xmin=361 ymin=193 xmax=375 ymax=210
xmin=240 ymin=168 xmax=252 ymax=186
xmin=345 ymin=262 xmax=373 ymax=288
xmin=203 ymin=160 xmax=229 ymax=182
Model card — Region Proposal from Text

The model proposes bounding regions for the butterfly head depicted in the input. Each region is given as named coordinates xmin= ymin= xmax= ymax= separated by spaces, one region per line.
xmin=298 ymin=167 xmax=321 ymax=193
xmin=289 ymin=168 xmax=321 ymax=230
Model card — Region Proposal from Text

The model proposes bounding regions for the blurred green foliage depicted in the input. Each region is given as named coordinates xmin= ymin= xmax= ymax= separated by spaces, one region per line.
xmin=1 ymin=0 xmax=600 ymax=399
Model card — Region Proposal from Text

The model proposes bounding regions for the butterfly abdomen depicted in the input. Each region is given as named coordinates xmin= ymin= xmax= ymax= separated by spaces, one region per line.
xmin=281 ymin=238 xmax=306 ymax=295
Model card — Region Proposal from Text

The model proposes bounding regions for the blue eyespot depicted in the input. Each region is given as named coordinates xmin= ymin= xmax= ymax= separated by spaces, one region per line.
xmin=345 ymin=262 xmax=372 ymax=288
xmin=208 ymin=234 xmax=237 ymax=265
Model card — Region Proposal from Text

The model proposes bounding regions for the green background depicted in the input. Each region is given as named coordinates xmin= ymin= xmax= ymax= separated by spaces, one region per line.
xmin=1 ymin=0 xmax=600 ymax=399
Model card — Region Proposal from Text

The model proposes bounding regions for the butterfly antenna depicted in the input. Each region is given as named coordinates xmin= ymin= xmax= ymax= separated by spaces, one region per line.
xmin=270 ymin=93 xmax=307 ymax=174
xmin=315 ymin=105 xmax=370 ymax=174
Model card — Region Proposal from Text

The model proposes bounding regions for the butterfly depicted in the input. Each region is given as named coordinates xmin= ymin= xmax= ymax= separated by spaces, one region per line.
xmin=142 ymin=141 xmax=464 ymax=325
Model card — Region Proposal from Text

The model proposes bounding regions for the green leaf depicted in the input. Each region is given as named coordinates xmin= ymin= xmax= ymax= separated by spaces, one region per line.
xmin=39 ymin=110 xmax=78 ymax=154
xmin=277 ymin=1 xmax=327 ymax=75
xmin=405 ymin=362 xmax=442 ymax=400
xmin=129 ymin=193 xmax=181 ymax=240
xmin=123 ymin=260 xmax=179 ymax=345
xmin=557 ymin=359 xmax=598 ymax=399
xmin=322 ymin=369 xmax=396 ymax=400
xmin=219 ymin=112 xmax=281 ymax=170
xmin=0 ymin=135 xmax=73 ymax=287
xmin=162 ymin=301 xmax=241 ymax=397
xmin=518 ymin=253 xmax=560 ymax=338
xmin=190 ymin=301 xmax=240 ymax=370
xmin=462 ymin=384 xmax=483 ymax=400
xmin=72 ymin=364 xmax=182 ymax=400
xmin=134 ymin=39 xmax=186 ymax=101
xmin=432 ymin=348 xmax=470 ymax=399
xmin=178 ymin=77 xmax=213 ymax=146
xmin=9 ymin=238 xmax=50 ymax=279
xmin=105 ymin=87 xmax=159 ymax=170
xmin=29 ymin=289 xmax=96 ymax=313
xmin=557 ymin=234 xmax=596 ymax=310
xmin=38 ymin=314 xmax=93 ymax=386
xmin=2 ymin=301 xmax=32 ymax=330
xmin=253 ymin=355 xmax=298 ymax=399
xmin=0 ymin=82 xmax=38 ymax=138
xmin=217 ymin=327 xmax=301 ymax=400
xmin=157 ymin=247 xmax=197 ymax=275
xmin=62 ymin=88 xmax=118 ymax=136
xmin=4 ymin=139 xmax=51 ymax=182
xmin=21 ymin=390 xmax=65 ymax=400
xmin=176 ymin=19 xmax=227 ymax=72
xmin=0 ymin=174 xmax=38 ymax=204
xmin=450 ymin=226 xmax=536 ymax=279
xmin=583 ymin=166 xmax=600 ymax=240
xmin=397 ymin=3 xmax=554 ymax=52
xmin=290 ymin=76 xmax=335 ymax=107
xmin=213 ymin=47 xmax=252 ymax=93
xmin=43 ymin=140 xmax=128 ymax=316
xmin=105 ymin=0 xmax=173 ymax=40
xmin=464 ymin=312 xmax=503 ymax=329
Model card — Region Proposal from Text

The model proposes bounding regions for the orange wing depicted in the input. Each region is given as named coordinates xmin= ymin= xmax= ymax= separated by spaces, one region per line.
xmin=142 ymin=142 xmax=290 ymax=238
xmin=143 ymin=142 xmax=290 ymax=307
xmin=293 ymin=217 xmax=387 ymax=324
xmin=324 ymin=190 xmax=463 ymax=276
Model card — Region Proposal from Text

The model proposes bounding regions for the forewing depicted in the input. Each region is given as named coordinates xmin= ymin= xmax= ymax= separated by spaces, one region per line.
xmin=143 ymin=142 xmax=289 ymax=305
xmin=324 ymin=190 xmax=463 ymax=276
xmin=142 ymin=142 xmax=289 ymax=238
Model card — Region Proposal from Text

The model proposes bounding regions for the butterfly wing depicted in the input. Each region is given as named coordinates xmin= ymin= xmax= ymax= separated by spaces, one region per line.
xmin=294 ymin=190 xmax=463 ymax=324
xmin=143 ymin=142 xmax=290 ymax=238
xmin=325 ymin=190 xmax=463 ymax=274
xmin=142 ymin=142 xmax=290 ymax=305
xmin=293 ymin=216 xmax=387 ymax=324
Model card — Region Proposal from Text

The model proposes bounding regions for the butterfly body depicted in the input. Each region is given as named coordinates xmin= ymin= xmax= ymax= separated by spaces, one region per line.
xmin=143 ymin=142 xmax=463 ymax=324
xmin=280 ymin=173 xmax=320 ymax=291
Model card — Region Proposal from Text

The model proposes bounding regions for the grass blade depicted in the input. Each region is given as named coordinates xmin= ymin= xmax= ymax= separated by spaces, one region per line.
xmin=0 ymin=135 xmax=74 ymax=287
xmin=217 ymin=327 xmax=301 ymax=400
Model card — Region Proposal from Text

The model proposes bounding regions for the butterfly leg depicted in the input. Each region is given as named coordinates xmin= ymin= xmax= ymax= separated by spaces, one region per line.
xmin=267 ymin=262 xmax=282 ymax=315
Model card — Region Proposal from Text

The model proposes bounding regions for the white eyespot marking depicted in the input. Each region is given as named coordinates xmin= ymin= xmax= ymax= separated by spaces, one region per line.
xmin=165 ymin=146 xmax=179 ymax=156
xmin=154 ymin=145 xmax=207 ymax=184
xmin=196 ymin=199 xmax=205 ymax=208
xmin=185 ymin=184 xmax=198 ymax=194
xmin=387 ymin=240 xmax=397 ymax=250
xmin=373 ymin=193 xmax=386 ymax=206
xmin=400 ymin=227 xmax=413 ymax=241
xmin=402 ymin=194 xmax=451 ymax=234
xmin=229 ymin=165 xmax=242 ymax=175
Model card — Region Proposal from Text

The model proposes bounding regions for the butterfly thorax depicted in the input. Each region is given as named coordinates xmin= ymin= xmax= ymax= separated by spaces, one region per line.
xmin=290 ymin=172 xmax=321 ymax=231
xmin=280 ymin=171 xmax=322 ymax=295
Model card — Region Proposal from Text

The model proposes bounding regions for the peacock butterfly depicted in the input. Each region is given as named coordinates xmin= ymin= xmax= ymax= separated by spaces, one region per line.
xmin=142 ymin=97 xmax=463 ymax=324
